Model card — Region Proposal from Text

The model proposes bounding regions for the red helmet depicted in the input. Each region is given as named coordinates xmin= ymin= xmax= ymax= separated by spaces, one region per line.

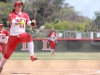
xmin=0 ymin=24 xmax=3 ymax=27
xmin=14 ymin=1 xmax=23 ymax=7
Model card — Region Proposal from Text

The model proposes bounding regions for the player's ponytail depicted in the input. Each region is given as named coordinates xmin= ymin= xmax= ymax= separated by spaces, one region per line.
xmin=12 ymin=9 xmax=15 ymax=12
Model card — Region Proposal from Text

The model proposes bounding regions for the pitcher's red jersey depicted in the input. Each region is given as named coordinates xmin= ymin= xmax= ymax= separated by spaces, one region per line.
xmin=9 ymin=12 xmax=31 ymax=36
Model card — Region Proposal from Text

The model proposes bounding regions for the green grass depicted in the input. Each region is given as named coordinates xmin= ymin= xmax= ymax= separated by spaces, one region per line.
xmin=8 ymin=52 xmax=100 ymax=60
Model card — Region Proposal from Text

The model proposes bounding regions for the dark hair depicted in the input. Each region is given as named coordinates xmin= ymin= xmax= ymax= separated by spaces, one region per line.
xmin=11 ymin=8 xmax=24 ymax=12
xmin=12 ymin=9 xmax=15 ymax=12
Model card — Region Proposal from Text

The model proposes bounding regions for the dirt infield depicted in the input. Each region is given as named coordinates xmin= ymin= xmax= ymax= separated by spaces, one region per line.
xmin=1 ymin=60 xmax=100 ymax=75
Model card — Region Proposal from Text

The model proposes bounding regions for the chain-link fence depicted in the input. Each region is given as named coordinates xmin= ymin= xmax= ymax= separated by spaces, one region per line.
xmin=4 ymin=27 xmax=100 ymax=39
xmin=26 ymin=29 xmax=100 ymax=39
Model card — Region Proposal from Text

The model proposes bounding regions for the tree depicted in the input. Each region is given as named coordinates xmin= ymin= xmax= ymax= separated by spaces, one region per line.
xmin=91 ymin=11 xmax=100 ymax=31
xmin=25 ymin=0 xmax=65 ymax=27
xmin=44 ymin=20 xmax=86 ymax=31
xmin=0 ymin=1 xmax=13 ymax=27
xmin=4 ymin=0 xmax=91 ymax=31
xmin=0 ymin=0 xmax=6 ymax=2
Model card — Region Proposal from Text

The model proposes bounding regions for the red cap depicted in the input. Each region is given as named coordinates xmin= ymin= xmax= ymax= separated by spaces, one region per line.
xmin=14 ymin=1 xmax=23 ymax=7
xmin=0 ymin=24 xmax=3 ymax=27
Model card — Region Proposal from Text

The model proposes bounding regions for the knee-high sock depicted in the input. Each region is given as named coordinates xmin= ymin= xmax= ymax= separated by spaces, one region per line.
xmin=53 ymin=49 xmax=55 ymax=53
xmin=51 ymin=49 xmax=55 ymax=53
xmin=0 ymin=56 xmax=7 ymax=68
xmin=27 ymin=41 xmax=34 ymax=56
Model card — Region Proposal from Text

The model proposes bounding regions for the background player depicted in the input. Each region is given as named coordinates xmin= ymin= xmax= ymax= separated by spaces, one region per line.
xmin=48 ymin=29 xmax=57 ymax=55
xmin=0 ymin=24 xmax=9 ymax=56
xmin=0 ymin=1 xmax=37 ymax=73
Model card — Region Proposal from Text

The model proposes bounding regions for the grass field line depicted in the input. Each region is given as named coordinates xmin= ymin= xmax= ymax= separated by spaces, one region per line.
xmin=2 ymin=52 xmax=100 ymax=60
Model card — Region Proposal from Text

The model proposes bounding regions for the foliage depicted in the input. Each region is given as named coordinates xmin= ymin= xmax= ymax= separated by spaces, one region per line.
xmin=44 ymin=20 xmax=87 ymax=31
xmin=24 ymin=0 xmax=92 ymax=31
xmin=91 ymin=11 xmax=100 ymax=31
xmin=0 ymin=0 xmax=92 ymax=31
xmin=0 ymin=1 xmax=13 ymax=27
xmin=25 ymin=0 xmax=71 ymax=26
xmin=0 ymin=0 xmax=6 ymax=2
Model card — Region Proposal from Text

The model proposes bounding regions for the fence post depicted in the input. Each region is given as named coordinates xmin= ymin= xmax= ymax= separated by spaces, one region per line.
xmin=90 ymin=31 xmax=93 ymax=39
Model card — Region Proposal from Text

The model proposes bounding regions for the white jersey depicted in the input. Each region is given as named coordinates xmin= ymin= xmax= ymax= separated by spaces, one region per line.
xmin=48 ymin=32 xmax=57 ymax=42
xmin=0 ymin=29 xmax=9 ymax=43
xmin=9 ymin=11 xmax=31 ymax=36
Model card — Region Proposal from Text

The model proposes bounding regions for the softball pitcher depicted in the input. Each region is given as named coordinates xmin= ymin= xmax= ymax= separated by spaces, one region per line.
xmin=0 ymin=1 xmax=37 ymax=73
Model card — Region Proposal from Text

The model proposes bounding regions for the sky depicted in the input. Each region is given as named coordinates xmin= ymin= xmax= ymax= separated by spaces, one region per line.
xmin=65 ymin=0 xmax=100 ymax=19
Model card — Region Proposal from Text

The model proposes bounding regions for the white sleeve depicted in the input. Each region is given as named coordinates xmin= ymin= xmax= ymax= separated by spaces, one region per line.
xmin=5 ymin=36 xmax=9 ymax=39
xmin=11 ymin=19 xmax=16 ymax=25
xmin=27 ymin=21 xmax=31 ymax=26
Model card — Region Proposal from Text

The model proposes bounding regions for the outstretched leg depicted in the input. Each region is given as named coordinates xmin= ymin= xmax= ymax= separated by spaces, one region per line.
xmin=19 ymin=33 xmax=38 ymax=61
xmin=27 ymin=41 xmax=38 ymax=61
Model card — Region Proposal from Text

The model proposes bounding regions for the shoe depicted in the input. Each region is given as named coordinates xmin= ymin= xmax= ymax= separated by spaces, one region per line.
xmin=30 ymin=55 xmax=38 ymax=61
xmin=0 ymin=67 xmax=3 ymax=73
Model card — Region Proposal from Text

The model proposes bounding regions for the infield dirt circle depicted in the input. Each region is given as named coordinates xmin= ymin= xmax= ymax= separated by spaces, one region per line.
xmin=1 ymin=60 xmax=100 ymax=75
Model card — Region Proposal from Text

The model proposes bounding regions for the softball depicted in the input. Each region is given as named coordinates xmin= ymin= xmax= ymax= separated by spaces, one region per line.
xmin=20 ymin=20 xmax=25 ymax=25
